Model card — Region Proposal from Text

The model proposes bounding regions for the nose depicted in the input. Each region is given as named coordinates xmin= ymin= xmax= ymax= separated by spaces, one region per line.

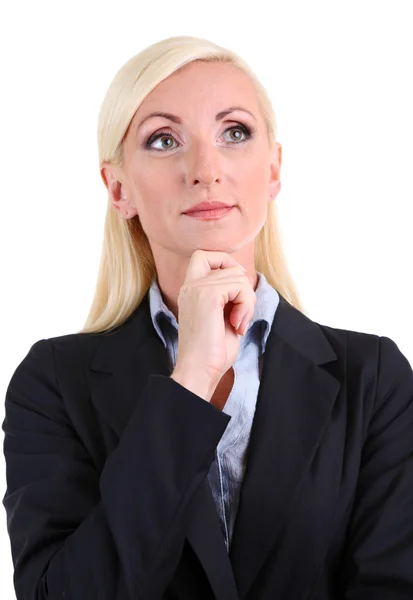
xmin=185 ymin=141 xmax=223 ymax=187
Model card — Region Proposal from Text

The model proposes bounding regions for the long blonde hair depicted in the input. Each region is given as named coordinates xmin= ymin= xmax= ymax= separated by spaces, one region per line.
xmin=80 ymin=35 xmax=306 ymax=334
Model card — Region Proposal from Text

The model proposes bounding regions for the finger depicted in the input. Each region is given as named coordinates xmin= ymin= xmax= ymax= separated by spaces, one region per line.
xmin=210 ymin=274 xmax=255 ymax=331
xmin=221 ymin=280 xmax=255 ymax=329
xmin=202 ymin=279 xmax=249 ymax=332
xmin=184 ymin=250 xmax=244 ymax=284
xmin=203 ymin=265 xmax=247 ymax=281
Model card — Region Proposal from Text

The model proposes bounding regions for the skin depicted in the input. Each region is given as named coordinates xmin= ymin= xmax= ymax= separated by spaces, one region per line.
xmin=101 ymin=60 xmax=282 ymax=322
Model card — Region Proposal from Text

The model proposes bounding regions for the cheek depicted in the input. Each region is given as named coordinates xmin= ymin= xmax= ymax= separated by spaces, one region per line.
xmin=239 ymin=162 xmax=270 ymax=198
xmin=132 ymin=171 xmax=168 ymax=211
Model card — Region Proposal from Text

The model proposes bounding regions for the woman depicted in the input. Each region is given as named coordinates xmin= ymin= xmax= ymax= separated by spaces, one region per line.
xmin=2 ymin=35 xmax=413 ymax=600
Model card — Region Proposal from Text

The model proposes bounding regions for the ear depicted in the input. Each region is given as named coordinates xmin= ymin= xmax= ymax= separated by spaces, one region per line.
xmin=268 ymin=142 xmax=282 ymax=203
xmin=100 ymin=162 xmax=138 ymax=219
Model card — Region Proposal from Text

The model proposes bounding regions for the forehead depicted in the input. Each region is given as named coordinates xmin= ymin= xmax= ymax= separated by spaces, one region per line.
xmin=131 ymin=61 xmax=261 ymax=124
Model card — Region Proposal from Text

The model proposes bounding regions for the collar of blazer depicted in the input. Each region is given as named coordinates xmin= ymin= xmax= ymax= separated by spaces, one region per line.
xmin=86 ymin=291 xmax=340 ymax=600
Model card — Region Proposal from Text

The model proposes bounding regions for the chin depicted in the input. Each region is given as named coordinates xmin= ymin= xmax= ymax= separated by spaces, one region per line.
xmin=195 ymin=241 xmax=242 ymax=253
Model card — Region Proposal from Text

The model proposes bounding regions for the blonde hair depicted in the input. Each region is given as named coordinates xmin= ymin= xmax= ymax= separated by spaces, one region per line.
xmin=80 ymin=35 xmax=306 ymax=334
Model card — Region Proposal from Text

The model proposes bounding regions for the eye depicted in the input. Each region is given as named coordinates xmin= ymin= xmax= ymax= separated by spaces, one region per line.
xmin=146 ymin=131 xmax=178 ymax=151
xmin=221 ymin=124 xmax=252 ymax=144
xmin=145 ymin=123 xmax=253 ymax=152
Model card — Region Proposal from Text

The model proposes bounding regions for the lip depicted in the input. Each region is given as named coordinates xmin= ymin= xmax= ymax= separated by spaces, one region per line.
xmin=183 ymin=206 xmax=234 ymax=220
xmin=183 ymin=201 xmax=233 ymax=214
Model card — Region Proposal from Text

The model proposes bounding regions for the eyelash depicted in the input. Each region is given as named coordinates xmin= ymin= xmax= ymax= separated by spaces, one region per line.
xmin=145 ymin=123 xmax=254 ymax=152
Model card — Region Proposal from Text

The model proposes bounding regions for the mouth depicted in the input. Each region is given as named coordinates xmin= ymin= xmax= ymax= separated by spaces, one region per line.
xmin=183 ymin=206 xmax=235 ymax=220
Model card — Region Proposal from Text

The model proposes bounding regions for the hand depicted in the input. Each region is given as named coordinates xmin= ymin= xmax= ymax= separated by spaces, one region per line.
xmin=172 ymin=250 xmax=257 ymax=396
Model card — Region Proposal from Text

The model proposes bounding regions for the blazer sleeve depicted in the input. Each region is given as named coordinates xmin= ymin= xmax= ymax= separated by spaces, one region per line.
xmin=342 ymin=335 xmax=413 ymax=600
xmin=2 ymin=338 xmax=231 ymax=600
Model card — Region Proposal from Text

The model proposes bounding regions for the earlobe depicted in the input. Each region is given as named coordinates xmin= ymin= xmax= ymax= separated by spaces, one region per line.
xmin=113 ymin=192 xmax=138 ymax=219
xmin=269 ymin=180 xmax=281 ymax=203
xmin=115 ymin=191 xmax=139 ymax=220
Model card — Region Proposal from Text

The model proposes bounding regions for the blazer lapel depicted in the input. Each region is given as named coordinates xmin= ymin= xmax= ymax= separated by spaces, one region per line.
xmin=87 ymin=294 xmax=239 ymax=600
xmin=228 ymin=295 xmax=340 ymax=600
xmin=185 ymin=479 xmax=240 ymax=600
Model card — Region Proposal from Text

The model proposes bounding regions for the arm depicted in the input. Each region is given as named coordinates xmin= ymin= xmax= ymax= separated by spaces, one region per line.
xmin=2 ymin=339 xmax=230 ymax=600
xmin=341 ymin=336 xmax=413 ymax=599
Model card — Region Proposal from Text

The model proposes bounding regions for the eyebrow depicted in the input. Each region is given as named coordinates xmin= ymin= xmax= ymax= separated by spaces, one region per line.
xmin=136 ymin=106 xmax=257 ymax=133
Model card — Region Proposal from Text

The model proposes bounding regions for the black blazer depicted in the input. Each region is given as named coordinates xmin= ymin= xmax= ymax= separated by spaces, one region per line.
xmin=3 ymin=292 xmax=413 ymax=600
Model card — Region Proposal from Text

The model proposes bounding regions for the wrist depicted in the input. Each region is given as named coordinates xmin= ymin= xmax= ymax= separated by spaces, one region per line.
xmin=170 ymin=369 xmax=217 ymax=402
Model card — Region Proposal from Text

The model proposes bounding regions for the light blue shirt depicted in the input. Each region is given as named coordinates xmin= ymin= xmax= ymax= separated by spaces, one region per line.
xmin=148 ymin=271 xmax=280 ymax=552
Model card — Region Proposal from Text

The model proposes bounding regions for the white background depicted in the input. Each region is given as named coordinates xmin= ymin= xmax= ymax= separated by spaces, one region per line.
xmin=1 ymin=1 xmax=412 ymax=597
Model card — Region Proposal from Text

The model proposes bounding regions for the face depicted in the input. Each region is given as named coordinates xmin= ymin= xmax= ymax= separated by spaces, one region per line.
xmin=101 ymin=60 xmax=282 ymax=277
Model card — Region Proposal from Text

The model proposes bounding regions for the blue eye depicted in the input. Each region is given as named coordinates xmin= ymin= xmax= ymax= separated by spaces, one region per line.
xmin=145 ymin=124 xmax=253 ymax=152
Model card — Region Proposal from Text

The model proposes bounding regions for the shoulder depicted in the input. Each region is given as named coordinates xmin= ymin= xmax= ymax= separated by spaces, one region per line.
xmin=319 ymin=321 xmax=412 ymax=376
xmin=278 ymin=295 xmax=411 ymax=380
xmin=316 ymin=321 xmax=413 ymax=416
xmin=7 ymin=331 xmax=107 ymax=392
xmin=14 ymin=331 xmax=102 ymax=363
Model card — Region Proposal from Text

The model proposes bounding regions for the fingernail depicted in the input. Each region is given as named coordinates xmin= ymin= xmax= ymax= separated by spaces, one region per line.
xmin=239 ymin=318 xmax=249 ymax=336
